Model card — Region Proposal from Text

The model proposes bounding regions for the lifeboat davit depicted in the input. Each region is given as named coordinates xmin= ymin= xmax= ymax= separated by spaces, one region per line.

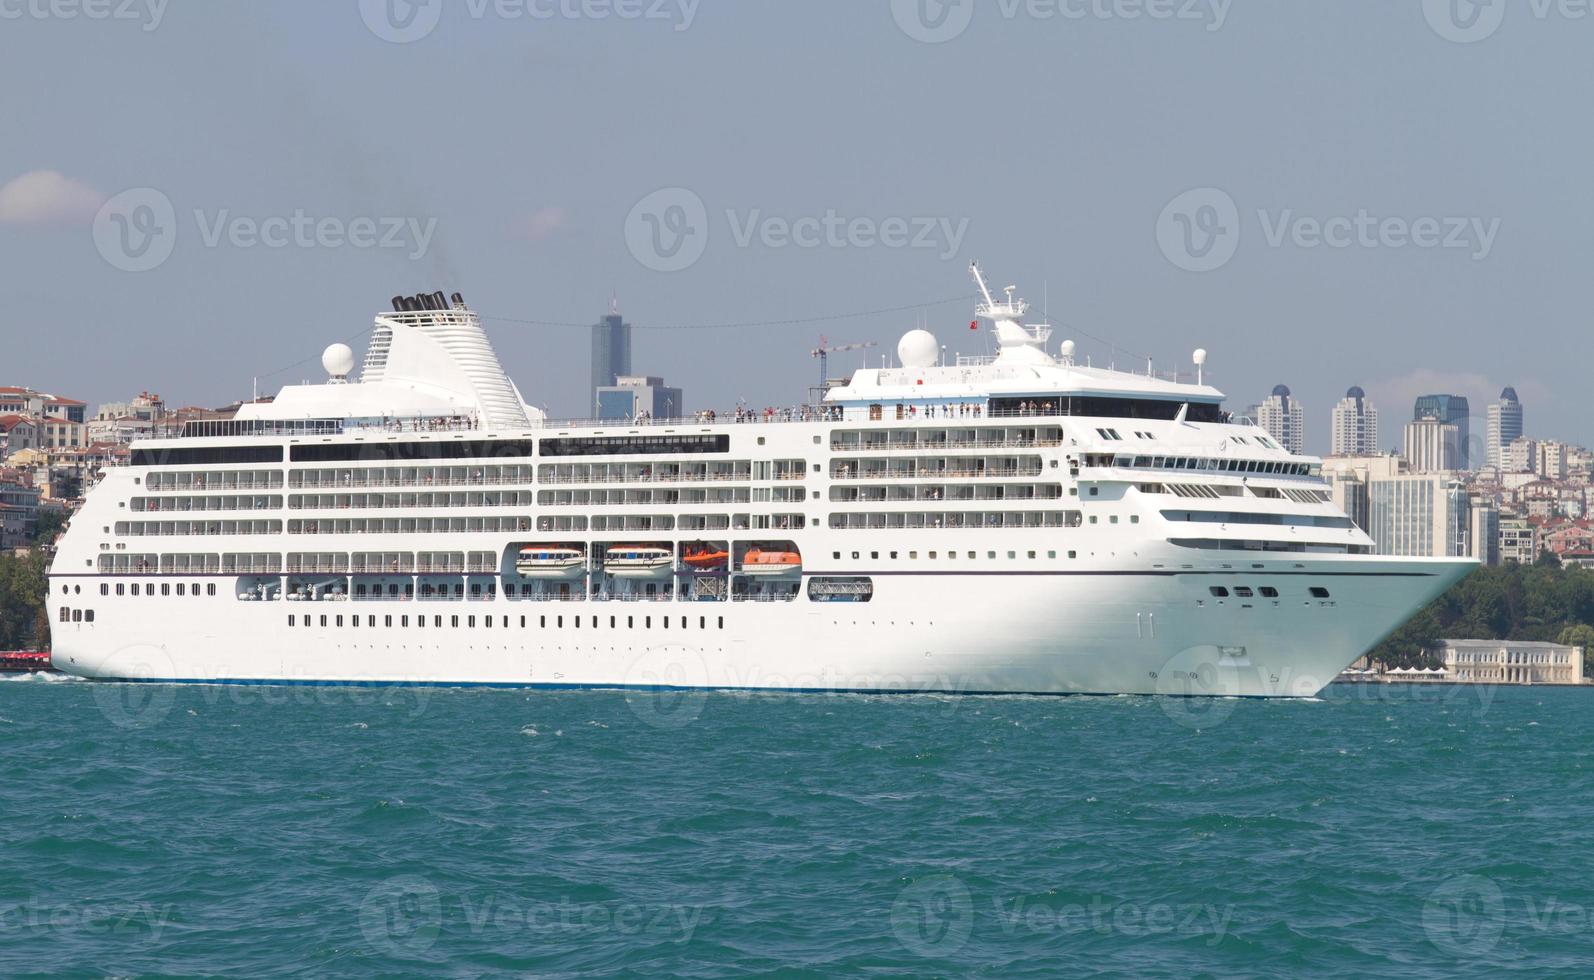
xmin=605 ymin=545 xmax=674 ymax=579
xmin=516 ymin=545 xmax=586 ymax=579
xmin=681 ymin=544 xmax=729 ymax=571
xmin=741 ymin=547 xmax=802 ymax=577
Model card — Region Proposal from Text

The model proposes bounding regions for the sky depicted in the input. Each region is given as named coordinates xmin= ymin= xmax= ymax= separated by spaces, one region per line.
xmin=1 ymin=0 xmax=1590 ymax=455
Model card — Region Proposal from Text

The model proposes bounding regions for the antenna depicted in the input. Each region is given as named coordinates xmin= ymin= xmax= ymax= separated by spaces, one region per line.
xmin=1193 ymin=348 xmax=1208 ymax=386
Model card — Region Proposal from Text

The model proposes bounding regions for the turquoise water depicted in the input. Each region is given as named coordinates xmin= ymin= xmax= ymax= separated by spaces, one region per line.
xmin=2 ymin=677 xmax=1591 ymax=977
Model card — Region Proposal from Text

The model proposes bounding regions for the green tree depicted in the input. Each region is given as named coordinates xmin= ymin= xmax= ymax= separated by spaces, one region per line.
xmin=0 ymin=550 xmax=50 ymax=651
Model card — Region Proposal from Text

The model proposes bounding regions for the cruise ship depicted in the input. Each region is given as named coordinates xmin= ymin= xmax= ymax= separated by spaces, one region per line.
xmin=48 ymin=266 xmax=1474 ymax=697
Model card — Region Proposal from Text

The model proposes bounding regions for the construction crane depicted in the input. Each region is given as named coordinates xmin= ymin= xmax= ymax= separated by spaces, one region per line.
xmin=811 ymin=336 xmax=879 ymax=387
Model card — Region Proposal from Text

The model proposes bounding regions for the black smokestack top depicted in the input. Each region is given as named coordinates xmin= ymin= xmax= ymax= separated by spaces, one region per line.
xmin=451 ymin=291 xmax=465 ymax=309
xmin=431 ymin=290 xmax=447 ymax=310
xmin=414 ymin=292 xmax=433 ymax=310
xmin=392 ymin=296 xmax=406 ymax=312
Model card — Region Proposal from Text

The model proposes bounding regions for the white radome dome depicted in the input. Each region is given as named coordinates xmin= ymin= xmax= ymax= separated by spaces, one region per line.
xmin=897 ymin=329 xmax=939 ymax=369
xmin=322 ymin=343 xmax=356 ymax=378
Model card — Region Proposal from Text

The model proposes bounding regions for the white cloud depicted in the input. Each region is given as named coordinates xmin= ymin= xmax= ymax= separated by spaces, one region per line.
xmin=513 ymin=206 xmax=567 ymax=242
xmin=0 ymin=170 xmax=106 ymax=225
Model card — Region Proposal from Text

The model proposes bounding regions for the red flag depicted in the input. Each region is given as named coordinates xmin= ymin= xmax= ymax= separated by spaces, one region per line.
xmin=969 ymin=320 xmax=979 ymax=331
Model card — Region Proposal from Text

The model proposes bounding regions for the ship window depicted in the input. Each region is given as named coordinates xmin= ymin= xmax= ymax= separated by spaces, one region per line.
xmin=929 ymin=551 xmax=938 ymax=559
xmin=116 ymin=584 xmax=125 ymax=596
xmin=402 ymin=616 xmax=409 ymax=627
xmin=833 ymin=552 xmax=841 ymax=559
xmin=1068 ymin=551 xmax=1077 ymax=558
xmin=385 ymin=616 xmax=393 ymax=627
xmin=338 ymin=615 xmax=346 ymax=627
xmin=73 ymin=609 xmax=82 ymax=622
xmin=1110 ymin=516 xmax=1119 ymax=524
xmin=1261 ymin=587 xmax=1278 ymax=598
xmin=207 ymin=584 xmax=216 ymax=596
xmin=161 ymin=584 xmax=170 ymax=596
xmin=320 ymin=615 xmax=328 ymax=627
xmin=288 ymin=615 xmax=295 ymax=627
xmin=59 ymin=606 xmax=69 ymax=622
xmin=452 ymin=616 xmax=460 ymax=627
xmin=1209 ymin=587 xmax=1229 ymax=597
xmin=100 ymin=584 xmax=108 ymax=596
xmin=1089 ymin=487 xmax=1099 ymax=496
xmin=1310 ymin=587 xmax=1331 ymax=599
xmin=1234 ymin=587 xmax=1254 ymax=598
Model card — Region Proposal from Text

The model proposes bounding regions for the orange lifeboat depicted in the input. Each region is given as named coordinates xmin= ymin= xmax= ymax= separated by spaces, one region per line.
xmin=682 ymin=544 xmax=729 ymax=570
xmin=741 ymin=547 xmax=802 ymax=577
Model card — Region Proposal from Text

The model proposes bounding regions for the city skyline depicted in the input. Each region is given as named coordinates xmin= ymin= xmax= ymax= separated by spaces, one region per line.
xmin=2 ymin=4 xmax=1589 ymax=451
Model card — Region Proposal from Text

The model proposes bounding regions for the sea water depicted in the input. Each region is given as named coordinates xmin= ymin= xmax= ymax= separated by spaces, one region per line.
xmin=2 ymin=676 xmax=1591 ymax=977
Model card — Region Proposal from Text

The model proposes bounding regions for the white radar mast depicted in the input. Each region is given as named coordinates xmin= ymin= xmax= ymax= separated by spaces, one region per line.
xmin=970 ymin=262 xmax=1054 ymax=365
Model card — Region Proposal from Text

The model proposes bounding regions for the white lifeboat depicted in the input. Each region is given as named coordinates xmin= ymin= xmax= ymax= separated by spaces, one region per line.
xmin=604 ymin=545 xmax=674 ymax=579
xmin=516 ymin=545 xmax=586 ymax=579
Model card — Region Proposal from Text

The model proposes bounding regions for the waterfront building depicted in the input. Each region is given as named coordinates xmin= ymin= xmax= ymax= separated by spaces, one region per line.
xmin=1403 ymin=417 xmax=1461 ymax=474
xmin=1469 ymin=500 xmax=1500 ymax=566
xmin=1486 ymin=388 xmax=1523 ymax=471
xmin=1441 ymin=639 xmax=1585 ymax=686
xmin=1412 ymin=394 xmax=1471 ymax=469
xmin=0 ymin=416 xmax=39 ymax=457
xmin=1257 ymin=385 xmax=1305 ymax=455
xmin=0 ymin=477 xmax=40 ymax=550
xmin=1366 ymin=472 xmax=1469 ymax=557
xmin=1321 ymin=454 xmax=1406 ymax=533
xmin=1330 ymin=387 xmax=1379 ymax=456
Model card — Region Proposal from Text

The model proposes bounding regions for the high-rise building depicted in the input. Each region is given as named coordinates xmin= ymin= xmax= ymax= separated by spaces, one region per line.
xmin=1499 ymin=517 xmax=1538 ymax=564
xmin=1367 ymin=473 xmax=1470 ymax=558
xmin=1486 ymin=387 xmax=1523 ymax=471
xmin=1403 ymin=418 xmax=1461 ymax=474
xmin=1469 ymin=500 xmax=1500 ymax=566
xmin=1413 ymin=394 xmax=1471 ymax=468
xmin=590 ymin=301 xmax=632 ymax=415
xmin=1330 ymin=386 xmax=1378 ymax=456
xmin=1256 ymin=384 xmax=1305 ymax=454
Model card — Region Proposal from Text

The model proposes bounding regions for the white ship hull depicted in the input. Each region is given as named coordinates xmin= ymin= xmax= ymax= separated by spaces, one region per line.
xmin=47 ymin=274 xmax=1478 ymax=698
xmin=50 ymin=554 xmax=1468 ymax=698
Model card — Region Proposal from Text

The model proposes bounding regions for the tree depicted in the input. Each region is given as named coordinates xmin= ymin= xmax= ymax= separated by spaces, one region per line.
xmin=0 ymin=550 xmax=50 ymax=651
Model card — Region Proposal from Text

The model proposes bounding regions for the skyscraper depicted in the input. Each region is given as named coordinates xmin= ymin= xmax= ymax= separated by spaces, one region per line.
xmin=1330 ymin=386 xmax=1379 ymax=456
xmin=1256 ymin=384 xmax=1305 ymax=454
xmin=1486 ymin=387 xmax=1523 ymax=471
xmin=590 ymin=300 xmax=632 ymax=415
xmin=1412 ymin=394 xmax=1471 ymax=469
xmin=1403 ymin=417 xmax=1461 ymax=473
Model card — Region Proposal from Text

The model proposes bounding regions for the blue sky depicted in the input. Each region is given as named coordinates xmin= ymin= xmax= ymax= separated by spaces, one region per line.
xmin=2 ymin=0 xmax=1590 ymax=453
